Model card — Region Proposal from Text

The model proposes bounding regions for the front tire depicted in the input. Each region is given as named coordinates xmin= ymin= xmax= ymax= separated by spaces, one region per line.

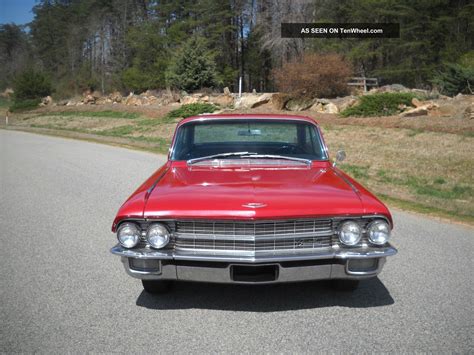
xmin=330 ymin=279 xmax=360 ymax=291
xmin=142 ymin=280 xmax=172 ymax=294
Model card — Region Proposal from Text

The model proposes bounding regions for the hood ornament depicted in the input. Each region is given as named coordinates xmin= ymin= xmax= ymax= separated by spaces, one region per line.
xmin=242 ymin=202 xmax=267 ymax=209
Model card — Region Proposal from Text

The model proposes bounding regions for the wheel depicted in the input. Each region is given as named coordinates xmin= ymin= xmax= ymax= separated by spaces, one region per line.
xmin=141 ymin=280 xmax=172 ymax=294
xmin=330 ymin=279 xmax=360 ymax=291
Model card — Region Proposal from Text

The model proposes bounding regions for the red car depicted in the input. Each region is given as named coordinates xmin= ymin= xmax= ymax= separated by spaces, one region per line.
xmin=111 ymin=114 xmax=397 ymax=293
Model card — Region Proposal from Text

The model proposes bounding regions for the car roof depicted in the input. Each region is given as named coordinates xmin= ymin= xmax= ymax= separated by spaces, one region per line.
xmin=177 ymin=114 xmax=319 ymax=127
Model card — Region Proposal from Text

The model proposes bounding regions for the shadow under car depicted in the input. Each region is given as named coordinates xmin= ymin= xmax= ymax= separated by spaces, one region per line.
xmin=135 ymin=277 xmax=394 ymax=312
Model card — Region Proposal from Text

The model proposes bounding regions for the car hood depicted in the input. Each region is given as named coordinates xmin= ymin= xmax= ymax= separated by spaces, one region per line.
xmin=143 ymin=163 xmax=384 ymax=219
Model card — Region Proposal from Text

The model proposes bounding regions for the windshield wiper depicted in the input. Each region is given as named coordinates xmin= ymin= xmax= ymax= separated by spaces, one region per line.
xmin=187 ymin=152 xmax=312 ymax=165
xmin=187 ymin=151 xmax=258 ymax=165
xmin=242 ymin=154 xmax=312 ymax=165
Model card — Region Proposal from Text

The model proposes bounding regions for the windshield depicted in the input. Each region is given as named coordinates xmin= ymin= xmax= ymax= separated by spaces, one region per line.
xmin=171 ymin=119 xmax=328 ymax=161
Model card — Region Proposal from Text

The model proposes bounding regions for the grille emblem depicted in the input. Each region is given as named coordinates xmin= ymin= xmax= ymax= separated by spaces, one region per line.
xmin=242 ymin=202 xmax=267 ymax=209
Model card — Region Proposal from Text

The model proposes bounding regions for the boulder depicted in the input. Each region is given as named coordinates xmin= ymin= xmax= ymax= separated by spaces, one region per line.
xmin=124 ymin=94 xmax=143 ymax=106
xmin=399 ymin=106 xmax=429 ymax=117
xmin=309 ymin=100 xmax=340 ymax=114
xmin=324 ymin=102 xmax=339 ymax=114
xmin=41 ymin=96 xmax=53 ymax=106
xmin=464 ymin=104 xmax=474 ymax=119
xmin=147 ymin=95 xmax=159 ymax=105
xmin=271 ymin=93 xmax=291 ymax=110
xmin=109 ymin=91 xmax=122 ymax=103
xmin=310 ymin=102 xmax=324 ymax=113
xmin=223 ymin=87 xmax=231 ymax=96
xmin=211 ymin=94 xmax=234 ymax=107
xmin=96 ymin=97 xmax=112 ymax=105
xmin=83 ymin=94 xmax=96 ymax=104
xmin=330 ymin=96 xmax=359 ymax=111
xmin=285 ymin=97 xmax=315 ymax=111
xmin=372 ymin=84 xmax=409 ymax=93
xmin=411 ymin=98 xmax=423 ymax=107
xmin=181 ymin=96 xmax=199 ymax=105
xmin=234 ymin=93 xmax=272 ymax=109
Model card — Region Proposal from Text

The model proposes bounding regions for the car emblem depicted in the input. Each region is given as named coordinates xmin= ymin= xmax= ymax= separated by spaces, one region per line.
xmin=242 ymin=202 xmax=267 ymax=209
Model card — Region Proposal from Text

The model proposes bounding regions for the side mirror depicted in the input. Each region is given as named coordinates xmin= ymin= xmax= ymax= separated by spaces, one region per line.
xmin=333 ymin=150 xmax=346 ymax=167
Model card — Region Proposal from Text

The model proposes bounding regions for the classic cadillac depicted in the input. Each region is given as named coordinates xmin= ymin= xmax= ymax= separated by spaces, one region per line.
xmin=111 ymin=114 xmax=397 ymax=293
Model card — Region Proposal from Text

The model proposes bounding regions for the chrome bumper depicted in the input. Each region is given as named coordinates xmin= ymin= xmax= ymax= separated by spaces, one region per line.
xmin=111 ymin=244 xmax=397 ymax=284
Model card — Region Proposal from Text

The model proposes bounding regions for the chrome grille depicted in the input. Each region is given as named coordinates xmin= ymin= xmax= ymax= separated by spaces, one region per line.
xmin=174 ymin=219 xmax=333 ymax=254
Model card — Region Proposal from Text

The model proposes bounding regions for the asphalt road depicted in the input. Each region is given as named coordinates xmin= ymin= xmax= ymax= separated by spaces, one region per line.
xmin=1 ymin=130 xmax=473 ymax=353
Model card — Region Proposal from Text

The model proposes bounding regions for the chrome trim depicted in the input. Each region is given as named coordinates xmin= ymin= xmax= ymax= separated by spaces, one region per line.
xmin=113 ymin=215 xmax=394 ymax=256
xmin=344 ymin=258 xmax=385 ymax=276
xmin=111 ymin=243 xmax=397 ymax=263
xmin=111 ymin=245 xmax=174 ymax=259
xmin=332 ymin=168 xmax=360 ymax=194
xmin=120 ymin=256 xmax=389 ymax=283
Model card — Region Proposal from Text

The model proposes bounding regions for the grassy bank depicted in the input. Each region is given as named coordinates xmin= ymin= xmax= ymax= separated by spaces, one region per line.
xmin=4 ymin=108 xmax=474 ymax=224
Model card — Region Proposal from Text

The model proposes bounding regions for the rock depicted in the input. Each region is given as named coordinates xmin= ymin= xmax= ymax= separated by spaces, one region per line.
xmin=285 ymin=97 xmax=315 ymax=111
xmin=109 ymin=91 xmax=122 ymax=103
xmin=147 ymin=95 xmax=159 ymax=105
xmin=373 ymin=84 xmax=409 ymax=93
xmin=66 ymin=100 xmax=76 ymax=106
xmin=400 ymin=106 xmax=429 ymax=117
xmin=124 ymin=94 xmax=143 ymax=106
xmin=464 ymin=104 xmax=474 ymax=119
xmin=181 ymin=96 xmax=199 ymax=105
xmin=252 ymin=89 xmax=257 ymax=95
xmin=83 ymin=94 xmax=96 ymax=104
xmin=309 ymin=100 xmax=340 ymax=114
xmin=271 ymin=93 xmax=291 ymax=110
xmin=324 ymin=102 xmax=339 ymax=114
xmin=309 ymin=102 xmax=324 ymax=113
xmin=201 ymin=95 xmax=209 ymax=102
xmin=411 ymin=98 xmax=423 ymax=107
xmin=223 ymin=87 xmax=231 ymax=95
xmin=41 ymin=96 xmax=53 ymax=106
xmin=1 ymin=88 xmax=14 ymax=98
xmin=330 ymin=96 xmax=358 ymax=111
xmin=211 ymin=94 xmax=234 ymax=107
xmin=95 ymin=97 xmax=112 ymax=105
xmin=234 ymin=93 xmax=272 ymax=109
xmin=316 ymin=98 xmax=330 ymax=105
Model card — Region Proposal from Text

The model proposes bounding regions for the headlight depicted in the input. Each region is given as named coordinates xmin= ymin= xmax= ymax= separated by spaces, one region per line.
xmin=338 ymin=220 xmax=362 ymax=246
xmin=146 ymin=223 xmax=170 ymax=249
xmin=117 ymin=223 xmax=141 ymax=248
xmin=368 ymin=220 xmax=390 ymax=245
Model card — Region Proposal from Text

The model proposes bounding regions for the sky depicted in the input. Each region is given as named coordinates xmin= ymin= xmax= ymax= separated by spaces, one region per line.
xmin=0 ymin=0 xmax=36 ymax=25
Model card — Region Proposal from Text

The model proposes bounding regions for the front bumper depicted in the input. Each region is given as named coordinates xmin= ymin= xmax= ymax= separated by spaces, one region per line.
xmin=111 ymin=244 xmax=397 ymax=284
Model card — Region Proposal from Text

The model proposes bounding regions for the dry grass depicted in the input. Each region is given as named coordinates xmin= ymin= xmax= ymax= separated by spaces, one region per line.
xmin=322 ymin=125 xmax=473 ymax=219
xmin=3 ymin=103 xmax=474 ymax=223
